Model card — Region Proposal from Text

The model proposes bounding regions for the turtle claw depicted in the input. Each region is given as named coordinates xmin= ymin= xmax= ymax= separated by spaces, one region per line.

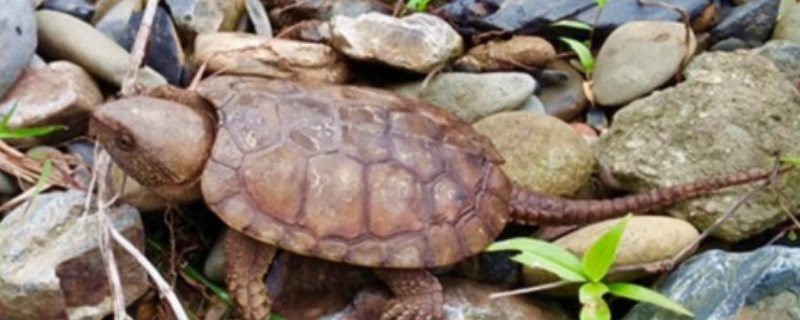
xmin=380 ymin=296 xmax=445 ymax=320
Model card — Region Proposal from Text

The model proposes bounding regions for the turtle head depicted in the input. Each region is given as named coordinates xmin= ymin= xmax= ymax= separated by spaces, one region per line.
xmin=90 ymin=95 xmax=216 ymax=195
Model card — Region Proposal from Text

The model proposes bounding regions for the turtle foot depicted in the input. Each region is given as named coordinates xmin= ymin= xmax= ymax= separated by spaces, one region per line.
xmin=379 ymin=295 xmax=445 ymax=320
xmin=374 ymin=269 xmax=445 ymax=320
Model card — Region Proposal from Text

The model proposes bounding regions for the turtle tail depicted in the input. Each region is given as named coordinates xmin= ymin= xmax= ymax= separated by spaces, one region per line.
xmin=509 ymin=165 xmax=791 ymax=226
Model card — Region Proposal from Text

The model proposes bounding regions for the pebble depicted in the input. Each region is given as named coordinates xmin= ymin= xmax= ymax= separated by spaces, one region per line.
xmin=522 ymin=216 xmax=699 ymax=293
xmin=520 ymin=95 xmax=546 ymax=114
xmin=66 ymin=139 xmax=96 ymax=167
xmin=93 ymin=0 xmax=138 ymax=42
xmin=390 ymin=72 xmax=537 ymax=123
xmin=754 ymin=40 xmax=800 ymax=85
xmin=538 ymin=59 xmax=587 ymax=121
xmin=35 ymin=10 xmax=167 ymax=88
xmin=595 ymin=51 xmax=800 ymax=242
xmin=166 ymin=0 xmax=246 ymax=35
xmin=439 ymin=0 xmax=595 ymax=33
xmin=0 ymin=0 xmax=37 ymax=98
xmin=623 ymin=246 xmax=800 ymax=320
xmin=772 ymin=0 xmax=800 ymax=45
xmin=453 ymin=36 xmax=556 ymax=72
xmin=194 ymin=32 xmax=349 ymax=83
xmin=473 ymin=111 xmax=595 ymax=196
xmin=267 ymin=0 xmax=391 ymax=29
xmin=0 ymin=190 xmax=148 ymax=320
xmin=711 ymin=0 xmax=781 ymax=46
xmin=593 ymin=21 xmax=697 ymax=107
xmin=330 ymin=12 xmax=463 ymax=73
xmin=0 ymin=171 xmax=19 ymax=197
xmin=119 ymin=7 xmax=186 ymax=85
xmin=0 ymin=61 xmax=102 ymax=148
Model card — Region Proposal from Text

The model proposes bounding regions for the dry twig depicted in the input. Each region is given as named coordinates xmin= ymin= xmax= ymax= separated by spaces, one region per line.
xmin=120 ymin=0 xmax=161 ymax=96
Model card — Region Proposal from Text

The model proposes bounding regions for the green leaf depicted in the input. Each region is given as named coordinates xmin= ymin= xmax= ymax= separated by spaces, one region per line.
xmin=608 ymin=282 xmax=694 ymax=317
xmin=596 ymin=0 xmax=609 ymax=7
xmin=781 ymin=156 xmax=800 ymax=166
xmin=270 ymin=314 xmax=288 ymax=320
xmin=579 ymin=282 xmax=609 ymax=303
xmin=181 ymin=263 xmax=232 ymax=306
xmin=487 ymin=238 xmax=586 ymax=282
xmin=0 ymin=102 xmax=18 ymax=130
xmin=30 ymin=158 xmax=52 ymax=203
xmin=550 ymin=20 xmax=593 ymax=31
xmin=406 ymin=0 xmax=431 ymax=11
xmin=579 ymin=293 xmax=611 ymax=320
xmin=582 ymin=214 xmax=631 ymax=282
xmin=0 ymin=125 xmax=67 ymax=139
xmin=559 ymin=37 xmax=594 ymax=74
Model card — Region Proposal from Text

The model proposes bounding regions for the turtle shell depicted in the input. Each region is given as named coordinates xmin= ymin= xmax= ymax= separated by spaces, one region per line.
xmin=196 ymin=76 xmax=512 ymax=268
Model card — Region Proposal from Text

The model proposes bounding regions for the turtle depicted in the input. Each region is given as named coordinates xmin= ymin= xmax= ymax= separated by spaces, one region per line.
xmin=90 ymin=75 xmax=782 ymax=320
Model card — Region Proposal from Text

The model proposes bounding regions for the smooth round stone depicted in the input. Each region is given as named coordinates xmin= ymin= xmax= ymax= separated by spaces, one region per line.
xmin=330 ymin=12 xmax=463 ymax=73
xmin=522 ymin=216 xmax=699 ymax=292
xmin=67 ymin=140 xmax=96 ymax=167
xmin=0 ymin=171 xmax=19 ymax=196
xmin=538 ymin=59 xmax=587 ymax=121
xmin=453 ymin=36 xmax=556 ymax=72
xmin=772 ymin=0 xmax=800 ymax=44
xmin=0 ymin=0 xmax=36 ymax=97
xmin=36 ymin=10 xmax=167 ymax=88
xmin=119 ymin=7 xmax=186 ymax=84
xmin=391 ymin=72 xmax=537 ymax=123
xmin=473 ymin=111 xmax=595 ymax=196
xmin=520 ymin=95 xmax=546 ymax=114
xmin=712 ymin=0 xmax=781 ymax=45
xmin=594 ymin=21 xmax=697 ymax=107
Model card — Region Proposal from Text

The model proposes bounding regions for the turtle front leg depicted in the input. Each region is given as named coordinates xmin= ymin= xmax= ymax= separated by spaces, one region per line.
xmin=374 ymin=269 xmax=445 ymax=320
xmin=223 ymin=229 xmax=277 ymax=320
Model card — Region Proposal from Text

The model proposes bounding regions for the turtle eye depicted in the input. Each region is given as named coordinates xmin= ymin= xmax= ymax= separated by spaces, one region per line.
xmin=115 ymin=133 xmax=136 ymax=152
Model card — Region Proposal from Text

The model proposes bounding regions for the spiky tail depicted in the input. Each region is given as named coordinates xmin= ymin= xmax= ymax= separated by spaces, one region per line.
xmin=510 ymin=165 xmax=790 ymax=226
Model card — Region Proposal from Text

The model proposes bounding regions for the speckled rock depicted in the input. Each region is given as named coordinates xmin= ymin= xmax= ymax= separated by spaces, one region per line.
xmin=623 ymin=246 xmax=800 ymax=320
xmin=453 ymin=36 xmax=556 ymax=72
xmin=523 ymin=216 xmax=699 ymax=292
xmin=754 ymin=40 xmax=800 ymax=85
xmin=0 ymin=0 xmax=36 ymax=97
xmin=0 ymin=190 xmax=147 ymax=320
xmin=330 ymin=12 xmax=463 ymax=73
xmin=0 ymin=61 xmax=102 ymax=148
xmin=391 ymin=72 xmax=537 ymax=123
xmin=594 ymin=21 xmax=697 ymax=107
xmin=473 ymin=111 xmax=595 ymax=196
xmin=194 ymin=32 xmax=349 ymax=83
xmin=36 ymin=10 xmax=167 ymax=88
xmin=325 ymin=278 xmax=572 ymax=320
xmin=772 ymin=0 xmax=800 ymax=44
xmin=595 ymin=51 xmax=800 ymax=242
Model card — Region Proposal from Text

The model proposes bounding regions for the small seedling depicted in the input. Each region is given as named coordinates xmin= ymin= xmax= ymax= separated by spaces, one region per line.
xmin=0 ymin=102 xmax=67 ymax=139
xmin=486 ymin=214 xmax=694 ymax=320
xmin=406 ymin=0 xmax=432 ymax=12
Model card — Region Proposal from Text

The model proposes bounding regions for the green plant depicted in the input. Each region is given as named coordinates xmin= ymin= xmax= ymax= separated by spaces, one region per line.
xmin=0 ymin=102 xmax=66 ymax=139
xmin=406 ymin=0 xmax=433 ymax=12
xmin=486 ymin=214 xmax=693 ymax=320
xmin=781 ymin=156 xmax=800 ymax=166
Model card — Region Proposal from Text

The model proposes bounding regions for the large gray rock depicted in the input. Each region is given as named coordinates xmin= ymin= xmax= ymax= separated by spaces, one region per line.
xmin=754 ymin=40 xmax=800 ymax=85
xmin=772 ymin=0 xmax=800 ymax=44
xmin=623 ymin=246 xmax=800 ymax=320
xmin=0 ymin=190 xmax=148 ymax=320
xmin=595 ymin=51 xmax=800 ymax=242
xmin=593 ymin=21 xmax=696 ymax=107
xmin=391 ymin=72 xmax=536 ymax=123
xmin=330 ymin=13 xmax=463 ymax=73
xmin=0 ymin=0 xmax=36 ymax=97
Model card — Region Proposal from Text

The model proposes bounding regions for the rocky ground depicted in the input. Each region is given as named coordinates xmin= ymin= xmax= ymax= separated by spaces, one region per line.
xmin=1 ymin=0 xmax=800 ymax=319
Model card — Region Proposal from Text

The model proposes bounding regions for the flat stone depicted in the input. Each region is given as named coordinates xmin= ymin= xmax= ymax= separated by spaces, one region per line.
xmin=522 ymin=216 xmax=699 ymax=293
xmin=194 ymin=32 xmax=349 ymax=83
xmin=473 ymin=111 xmax=594 ymax=196
xmin=538 ymin=59 xmax=587 ymax=121
xmin=166 ymin=0 xmax=246 ymax=35
xmin=772 ymin=0 xmax=800 ymax=44
xmin=41 ymin=0 xmax=94 ymax=21
xmin=266 ymin=0 xmax=391 ymax=28
xmin=330 ymin=12 xmax=463 ymax=73
xmin=594 ymin=21 xmax=697 ymax=107
xmin=0 ymin=61 xmax=102 ymax=148
xmin=36 ymin=10 xmax=167 ymax=88
xmin=595 ymin=51 xmax=800 ymax=241
xmin=711 ymin=0 xmax=781 ymax=45
xmin=572 ymin=0 xmax=711 ymax=33
xmin=118 ymin=7 xmax=186 ymax=85
xmin=0 ymin=190 xmax=147 ymax=320
xmin=623 ymin=246 xmax=800 ymax=320
xmin=390 ymin=72 xmax=536 ymax=123
xmin=476 ymin=0 xmax=595 ymax=32
xmin=453 ymin=36 xmax=556 ymax=72
xmin=0 ymin=0 xmax=36 ymax=97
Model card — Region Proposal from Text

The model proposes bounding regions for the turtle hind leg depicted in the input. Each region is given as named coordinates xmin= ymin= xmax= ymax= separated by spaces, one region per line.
xmin=374 ymin=269 xmax=445 ymax=320
xmin=223 ymin=229 xmax=277 ymax=320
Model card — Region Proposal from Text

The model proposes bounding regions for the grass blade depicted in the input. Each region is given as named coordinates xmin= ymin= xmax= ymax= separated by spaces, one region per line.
xmin=608 ymin=282 xmax=694 ymax=317
xmin=487 ymin=237 xmax=586 ymax=282
xmin=582 ymin=214 xmax=631 ymax=282
xmin=559 ymin=37 xmax=595 ymax=73
xmin=551 ymin=20 xmax=593 ymax=31
xmin=0 ymin=125 xmax=67 ymax=139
